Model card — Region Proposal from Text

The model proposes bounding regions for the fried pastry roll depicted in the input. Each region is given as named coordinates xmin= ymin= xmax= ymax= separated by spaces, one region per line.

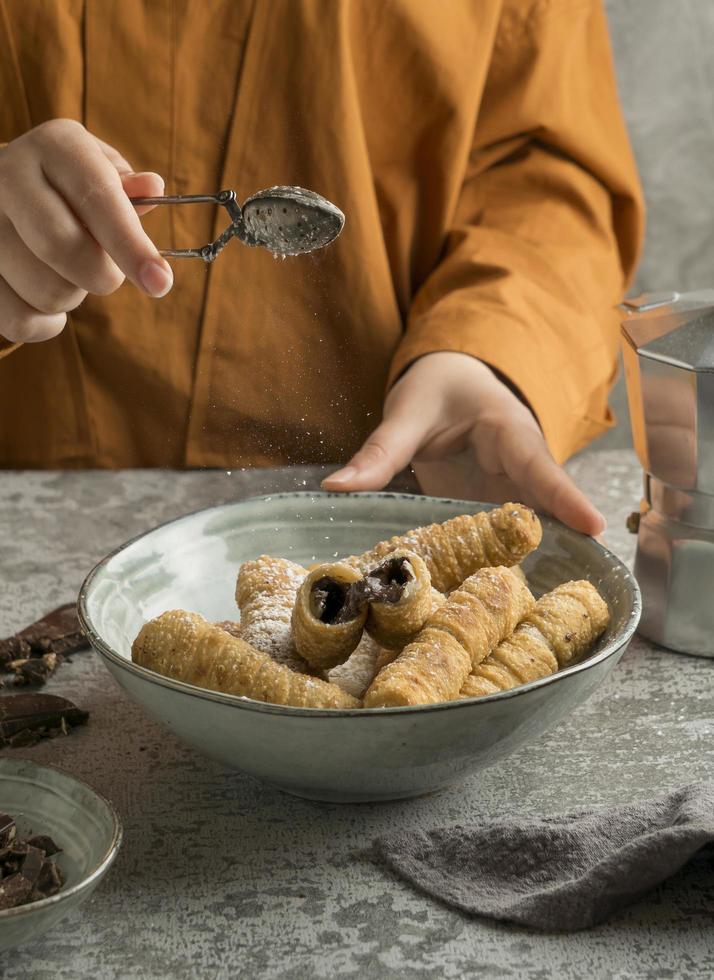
xmin=363 ymin=549 xmax=433 ymax=650
xmin=235 ymin=556 xmax=309 ymax=673
xmin=526 ymin=580 xmax=610 ymax=669
xmin=371 ymin=587 xmax=446 ymax=671
xmin=364 ymin=566 xmax=534 ymax=707
xmin=215 ymin=620 xmax=243 ymax=639
xmin=459 ymin=580 xmax=610 ymax=698
xmin=348 ymin=502 xmax=542 ymax=593
xmin=292 ymin=562 xmax=369 ymax=670
xmin=132 ymin=610 xmax=359 ymax=709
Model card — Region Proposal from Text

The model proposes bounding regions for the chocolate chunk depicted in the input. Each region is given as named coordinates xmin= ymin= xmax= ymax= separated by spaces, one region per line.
xmin=0 ymin=638 xmax=31 ymax=667
xmin=9 ymin=652 xmax=61 ymax=687
xmin=30 ymin=857 xmax=64 ymax=901
xmin=26 ymin=835 xmax=61 ymax=857
xmin=0 ymin=604 xmax=88 ymax=679
xmin=18 ymin=845 xmax=44 ymax=886
xmin=0 ymin=825 xmax=64 ymax=910
xmin=0 ymin=871 xmax=35 ymax=909
xmin=0 ymin=844 xmax=44 ymax=910
xmin=0 ymin=693 xmax=89 ymax=748
xmin=0 ymin=814 xmax=16 ymax=849
xmin=6 ymin=728 xmax=44 ymax=748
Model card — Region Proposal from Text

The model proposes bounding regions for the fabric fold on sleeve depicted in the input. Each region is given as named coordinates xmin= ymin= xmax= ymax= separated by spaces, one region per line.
xmin=391 ymin=0 xmax=645 ymax=463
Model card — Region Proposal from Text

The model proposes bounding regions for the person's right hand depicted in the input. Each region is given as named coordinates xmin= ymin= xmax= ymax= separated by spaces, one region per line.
xmin=0 ymin=118 xmax=172 ymax=344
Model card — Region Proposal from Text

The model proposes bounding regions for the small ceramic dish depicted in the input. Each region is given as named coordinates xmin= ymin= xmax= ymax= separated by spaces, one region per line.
xmin=0 ymin=758 xmax=122 ymax=952
xmin=78 ymin=492 xmax=640 ymax=802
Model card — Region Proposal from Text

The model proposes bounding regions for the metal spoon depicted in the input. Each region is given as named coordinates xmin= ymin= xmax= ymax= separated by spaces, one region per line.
xmin=130 ymin=186 xmax=345 ymax=263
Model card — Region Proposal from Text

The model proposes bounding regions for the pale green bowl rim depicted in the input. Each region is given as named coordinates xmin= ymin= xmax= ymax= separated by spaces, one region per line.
xmin=77 ymin=491 xmax=641 ymax=718
xmin=0 ymin=759 xmax=123 ymax=922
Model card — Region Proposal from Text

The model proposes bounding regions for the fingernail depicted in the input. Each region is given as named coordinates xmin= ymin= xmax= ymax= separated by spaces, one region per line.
xmin=322 ymin=466 xmax=357 ymax=487
xmin=139 ymin=259 xmax=173 ymax=298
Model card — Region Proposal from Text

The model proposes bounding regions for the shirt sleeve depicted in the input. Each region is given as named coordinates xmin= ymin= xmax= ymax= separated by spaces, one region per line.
xmin=390 ymin=0 xmax=645 ymax=463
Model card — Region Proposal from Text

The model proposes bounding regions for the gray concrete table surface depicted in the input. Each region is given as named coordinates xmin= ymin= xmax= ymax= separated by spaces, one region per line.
xmin=1 ymin=451 xmax=713 ymax=980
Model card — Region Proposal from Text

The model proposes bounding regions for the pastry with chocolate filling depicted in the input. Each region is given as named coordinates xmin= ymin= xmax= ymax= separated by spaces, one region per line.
xmin=364 ymin=566 xmax=534 ymax=708
xmin=132 ymin=610 xmax=358 ymax=709
xmin=348 ymin=502 xmax=542 ymax=593
xmin=291 ymin=563 xmax=369 ymax=670
xmin=459 ymin=580 xmax=609 ymax=698
xmin=363 ymin=549 xmax=437 ymax=650
xmin=235 ymin=556 xmax=309 ymax=673
xmin=371 ymin=588 xmax=446 ymax=672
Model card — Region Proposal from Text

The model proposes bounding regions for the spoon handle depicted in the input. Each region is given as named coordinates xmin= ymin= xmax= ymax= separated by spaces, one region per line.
xmin=129 ymin=193 xmax=227 ymax=206
xmin=129 ymin=191 xmax=243 ymax=262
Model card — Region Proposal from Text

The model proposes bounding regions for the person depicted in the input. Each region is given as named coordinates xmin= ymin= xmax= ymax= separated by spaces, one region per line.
xmin=0 ymin=0 xmax=644 ymax=535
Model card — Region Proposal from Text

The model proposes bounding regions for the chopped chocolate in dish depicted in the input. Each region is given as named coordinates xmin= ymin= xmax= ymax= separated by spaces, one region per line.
xmin=364 ymin=556 xmax=414 ymax=604
xmin=25 ymin=834 xmax=61 ymax=857
xmin=0 ymin=814 xmax=16 ymax=849
xmin=0 ymin=604 xmax=88 ymax=688
xmin=0 ymin=815 xmax=65 ymax=911
xmin=0 ymin=693 xmax=89 ymax=748
xmin=311 ymin=577 xmax=369 ymax=624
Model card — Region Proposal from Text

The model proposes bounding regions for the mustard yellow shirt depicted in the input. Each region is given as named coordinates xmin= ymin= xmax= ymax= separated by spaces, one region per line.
xmin=0 ymin=0 xmax=644 ymax=469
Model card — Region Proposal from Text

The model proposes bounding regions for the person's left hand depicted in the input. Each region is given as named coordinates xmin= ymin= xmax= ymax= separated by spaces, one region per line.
xmin=322 ymin=351 xmax=605 ymax=536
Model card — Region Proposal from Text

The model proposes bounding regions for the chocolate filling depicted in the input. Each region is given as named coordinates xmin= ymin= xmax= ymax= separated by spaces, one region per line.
xmin=310 ymin=556 xmax=415 ymax=624
xmin=364 ymin=556 xmax=414 ymax=605
xmin=311 ymin=577 xmax=370 ymax=625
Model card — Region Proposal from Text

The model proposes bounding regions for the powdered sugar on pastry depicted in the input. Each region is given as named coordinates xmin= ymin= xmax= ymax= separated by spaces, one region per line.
xmin=326 ymin=633 xmax=381 ymax=700
xmin=346 ymin=503 xmax=542 ymax=593
xmin=235 ymin=556 xmax=309 ymax=673
xmin=133 ymin=610 xmax=358 ymax=709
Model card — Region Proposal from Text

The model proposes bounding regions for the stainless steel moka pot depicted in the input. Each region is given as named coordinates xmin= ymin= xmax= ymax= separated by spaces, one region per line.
xmin=621 ymin=289 xmax=714 ymax=657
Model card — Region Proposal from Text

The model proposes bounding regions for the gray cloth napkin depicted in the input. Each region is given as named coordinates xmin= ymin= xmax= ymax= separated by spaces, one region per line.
xmin=374 ymin=782 xmax=714 ymax=931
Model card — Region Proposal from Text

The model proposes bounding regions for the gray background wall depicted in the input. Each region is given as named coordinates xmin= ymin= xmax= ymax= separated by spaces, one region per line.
xmin=595 ymin=1 xmax=714 ymax=449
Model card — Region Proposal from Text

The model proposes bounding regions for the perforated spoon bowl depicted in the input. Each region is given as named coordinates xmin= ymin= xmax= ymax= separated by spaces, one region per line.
xmin=130 ymin=185 xmax=345 ymax=263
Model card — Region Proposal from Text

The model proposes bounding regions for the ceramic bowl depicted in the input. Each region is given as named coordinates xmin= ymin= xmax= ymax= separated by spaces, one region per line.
xmin=78 ymin=493 xmax=640 ymax=803
xmin=0 ymin=758 xmax=122 ymax=952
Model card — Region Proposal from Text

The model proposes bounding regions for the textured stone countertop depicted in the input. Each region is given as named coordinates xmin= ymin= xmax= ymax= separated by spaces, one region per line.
xmin=1 ymin=450 xmax=713 ymax=980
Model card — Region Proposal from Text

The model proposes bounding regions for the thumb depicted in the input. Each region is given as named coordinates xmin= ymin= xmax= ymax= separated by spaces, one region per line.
xmin=322 ymin=413 xmax=428 ymax=493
